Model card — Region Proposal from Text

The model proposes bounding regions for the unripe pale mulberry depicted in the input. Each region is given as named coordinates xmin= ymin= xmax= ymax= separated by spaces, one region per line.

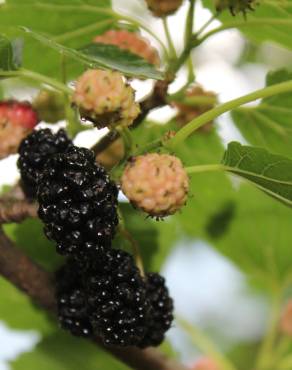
xmin=121 ymin=153 xmax=189 ymax=217
xmin=145 ymin=0 xmax=183 ymax=17
xmin=94 ymin=30 xmax=160 ymax=66
xmin=72 ymin=69 xmax=140 ymax=129
xmin=173 ymin=85 xmax=217 ymax=133
xmin=0 ymin=100 xmax=39 ymax=159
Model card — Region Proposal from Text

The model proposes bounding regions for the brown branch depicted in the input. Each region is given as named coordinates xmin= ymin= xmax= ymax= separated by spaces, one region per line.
xmin=0 ymin=228 xmax=187 ymax=370
xmin=0 ymin=228 xmax=56 ymax=312
xmin=92 ymin=80 xmax=169 ymax=156
xmin=0 ymin=183 xmax=26 ymax=201
xmin=0 ymin=200 xmax=38 ymax=223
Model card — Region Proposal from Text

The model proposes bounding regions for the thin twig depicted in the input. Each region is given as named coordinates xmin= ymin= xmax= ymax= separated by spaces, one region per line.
xmin=0 ymin=200 xmax=38 ymax=224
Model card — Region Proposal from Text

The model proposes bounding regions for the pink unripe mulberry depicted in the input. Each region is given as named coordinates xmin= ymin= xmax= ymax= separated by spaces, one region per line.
xmin=121 ymin=153 xmax=189 ymax=217
xmin=72 ymin=69 xmax=140 ymax=129
xmin=94 ymin=30 xmax=160 ymax=66
xmin=0 ymin=100 xmax=39 ymax=158
xmin=0 ymin=100 xmax=38 ymax=129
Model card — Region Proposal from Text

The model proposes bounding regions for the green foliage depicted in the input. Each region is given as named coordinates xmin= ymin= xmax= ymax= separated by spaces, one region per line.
xmin=0 ymin=277 xmax=53 ymax=334
xmin=211 ymin=183 xmax=292 ymax=286
xmin=172 ymin=129 xmax=234 ymax=239
xmin=10 ymin=330 xmax=130 ymax=370
xmin=80 ymin=43 xmax=163 ymax=79
xmin=0 ymin=35 xmax=17 ymax=71
xmin=202 ymin=0 xmax=292 ymax=51
xmin=3 ymin=219 xmax=62 ymax=272
xmin=232 ymin=69 xmax=292 ymax=158
xmin=21 ymin=28 xmax=163 ymax=79
xmin=222 ymin=141 xmax=292 ymax=207
xmin=117 ymin=202 xmax=180 ymax=272
xmin=227 ymin=341 xmax=260 ymax=370
xmin=0 ymin=0 xmax=114 ymax=78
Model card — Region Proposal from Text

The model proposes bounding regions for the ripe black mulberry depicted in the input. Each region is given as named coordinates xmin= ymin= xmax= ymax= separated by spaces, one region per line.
xmin=85 ymin=248 xmax=151 ymax=347
xmin=37 ymin=146 xmax=119 ymax=257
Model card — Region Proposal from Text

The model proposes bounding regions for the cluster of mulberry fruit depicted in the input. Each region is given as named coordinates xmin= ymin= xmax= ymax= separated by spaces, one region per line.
xmin=17 ymin=126 xmax=174 ymax=348
xmin=14 ymin=47 xmax=176 ymax=347
xmin=55 ymin=248 xmax=174 ymax=348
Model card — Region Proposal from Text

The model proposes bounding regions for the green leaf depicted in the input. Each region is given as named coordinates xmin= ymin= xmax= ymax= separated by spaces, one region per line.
xmin=222 ymin=142 xmax=292 ymax=206
xmin=3 ymin=219 xmax=62 ymax=272
xmin=227 ymin=341 xmax=260 ymax=370
xmin=11 ymin=330 xmax=130 ymax=370
xmin=0 ymin=0 xmax=114 ymax=78
xmin=231 ymin=69 xmax=292 ymax=158
xmin=172 ymin=127 xmax=235 ymax=239
xmin=212 ymin=183 xmax=292 ymax=286
xmin=80 ymin=43 xmax=163 ymax=79
xmin=117 ymin=202 xmax=180 ymax=272
xmin=0 ymin=277 xmax=53 ymax=334
xmin=222 ymin=142 xmax=292 ymax=207
xmin=206 ymin=201 xmax=236 ymax=239
xmin=20 ymin=28 xmax=163 ymax=79
xmin=0 ymin=35 xmax=15 ymax=71
xmin=202 ymin=0 xmax=292 ymax=51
